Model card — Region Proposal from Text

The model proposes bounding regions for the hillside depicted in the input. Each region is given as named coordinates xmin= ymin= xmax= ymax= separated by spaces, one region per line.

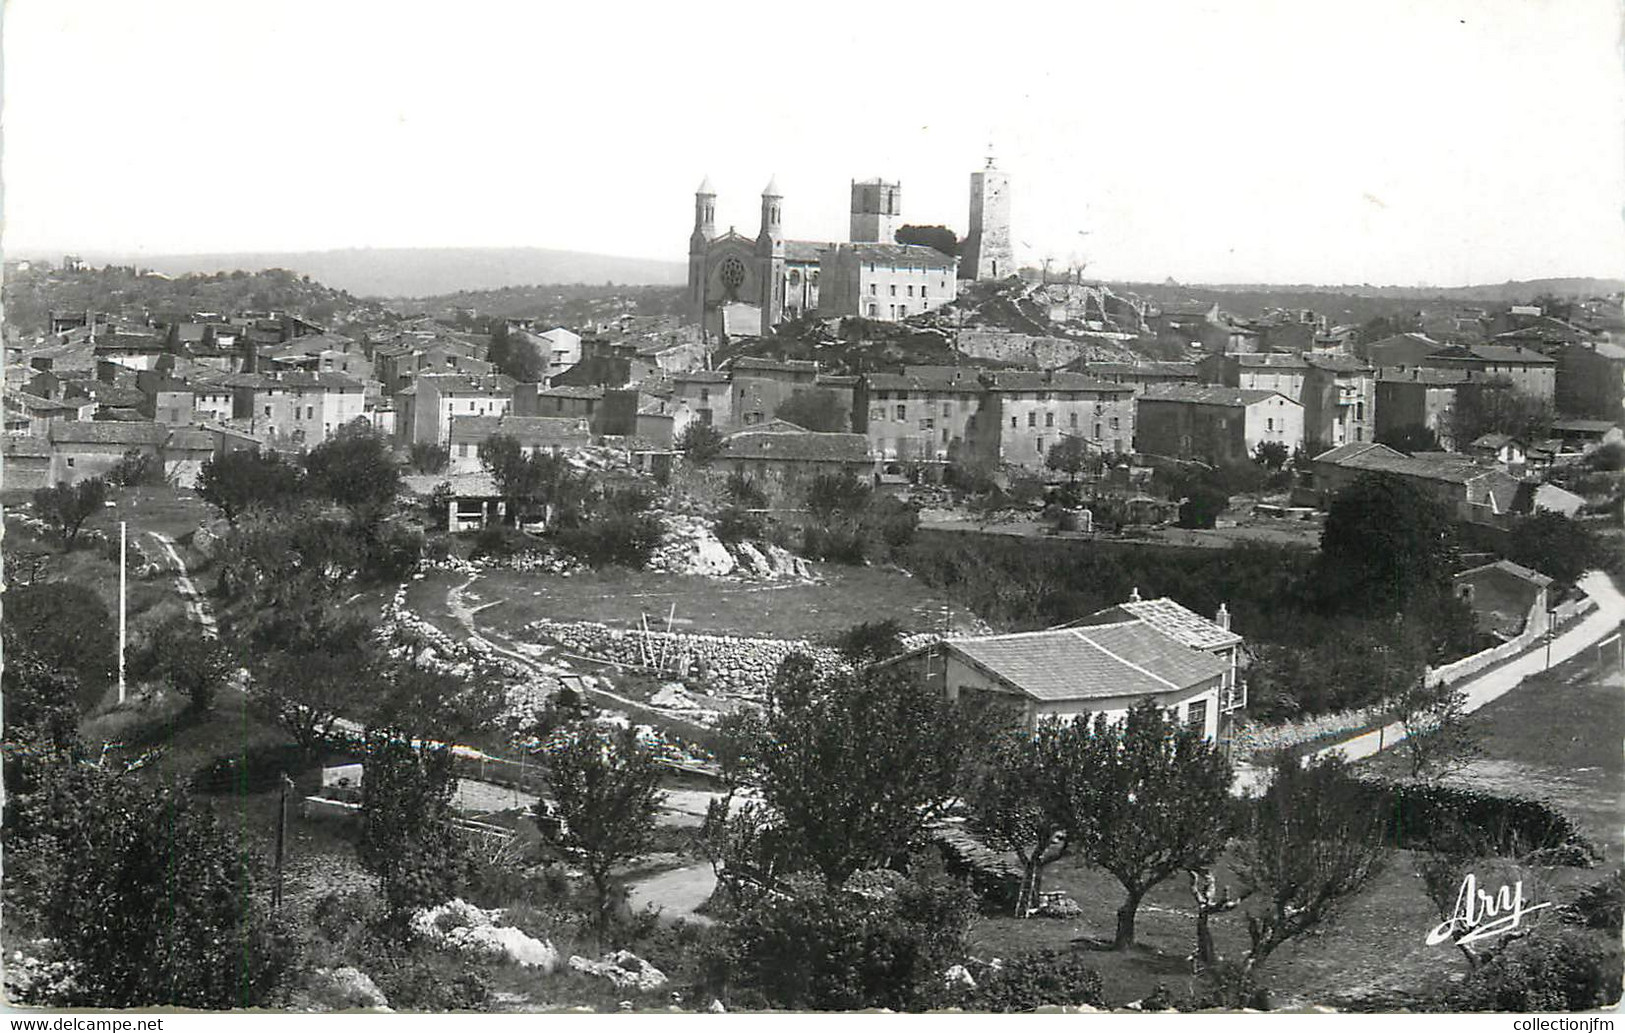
xmin=389 ymin=283 xmax=687 ymax=326
xmin=1117 ymin=278 xmax=1625 ymax=323
xmin=22 ymin=247 xmax=687 ymax=298
xmin=1 ymin=266 xmax=396 ymax=338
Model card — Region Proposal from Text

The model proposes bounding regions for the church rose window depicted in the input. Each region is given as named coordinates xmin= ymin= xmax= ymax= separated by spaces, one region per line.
xmin=720 ymin=256 xmax=746 ymax=293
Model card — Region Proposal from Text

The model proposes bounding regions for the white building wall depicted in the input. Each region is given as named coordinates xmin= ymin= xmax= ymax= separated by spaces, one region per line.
xmin=941 ymin=654 xmax=1219 ymax=741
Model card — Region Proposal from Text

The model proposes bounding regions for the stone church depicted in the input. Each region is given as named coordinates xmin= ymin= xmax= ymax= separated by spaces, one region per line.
xmin=686 ymin=160 xmax=1012 ymax=336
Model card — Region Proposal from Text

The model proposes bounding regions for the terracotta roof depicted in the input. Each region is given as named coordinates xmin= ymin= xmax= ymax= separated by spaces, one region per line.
xmin=533 ymin=385 xmax=606 ymax=400
xmin=1315 ymin=440 xmax=1495 ymax=485
xmin=865 ymin=368 xmax=985 ymax=392
xmin=402 ymin=472 xmax=500 ymax=497
xmin=730 ymin=357 xmax=819 ymax=374
xmin=167 ymin=428 xmax=214 ymax=450
xmin=47 ymin=421 xmax=170 ymax=446
xmin=1234 ymin=353 xmax=1310 ymax=369
xmin=944 ymin=622 xmax=1228 ymax=702
xmin=1303 ymin=353 xmax=1372 ymax=373
xmin=785 ymin=240 xmax=835 ymax=263
xmin=1087 ymin=361 xmax=1199 ymax=379
xmin=1140 ymin=385 xmax=1294 ymax=407
xmin=829 ymin=242 xmax=956 ymax=269
xmin=2 ymin=436 xmax=54 ymax=457
xmin=448 ymin=415 xmax=592 ymax=449
xmin=980 ymin=371 xmax=1132 ymax=394
xmin=1070 ymin=597 xmax=1242 ymax=650
xmin=1455 ymin=559 xmax=1553 ymax=589
xmin=1428 ymin=344 xmax=1556 ymax=365
xmin=674 ymin=370 xmax=729 ymax=383
xmin=719 ymin=428 xmax=870 ymax=463
xmin=1375 ymin=366 xmax=1471 ymax=385
xmin=411 ymin=373 xmax=516 ymax=395
xmin=1551 ymin=418 xmax=1621 ymax=434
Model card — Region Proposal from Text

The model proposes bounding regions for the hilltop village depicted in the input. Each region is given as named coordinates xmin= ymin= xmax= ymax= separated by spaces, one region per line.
xmin=4 ymin=163 xmax=1623 ymax=1014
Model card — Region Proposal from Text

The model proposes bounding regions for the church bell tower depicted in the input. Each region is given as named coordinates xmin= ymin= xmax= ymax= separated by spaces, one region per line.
xmin=757 ymin=175 xmax=786 ymax=327
xmin=688 ymin=175 xmax=716 ymax=324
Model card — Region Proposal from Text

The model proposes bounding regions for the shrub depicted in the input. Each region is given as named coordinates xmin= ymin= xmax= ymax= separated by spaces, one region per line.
xmin=725 ymin=470 xmax=767 ymax=508
xmin=553 ymin=511 xmax=664 ymax=569
xmin=1566 ymin=869 xmax=1624 ymax=934
xmin=192 ymin=743 xmax=308 ymax=795
xmin=957 ymin=949 xmax=1105 ymax=1011
xmin=1448 ymin=928 xmax=1618 ymax=1012
xmin=712 ymin=506 xmax=763 ymax=545
xmin=364 ymin=520 xmax=426 ymax=581
xmin=109 ymin=449 xmax=163 ymax=487
xmin=469 ymin=525 xmax=526 ymax=560
xmin=798 ymin=522 xmax=868 ymax=564
xmin=1357 ymin=780 xmax=1599 ymax=864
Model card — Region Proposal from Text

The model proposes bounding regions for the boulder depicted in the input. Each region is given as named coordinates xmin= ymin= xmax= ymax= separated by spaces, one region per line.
xmin=307 ymin=967 xmax=391 ymax=1011
xmin=567 ymin=950 xmax=668 ymax=992
xmin=944 ymin=964 xmax=976 ymax=991
xmin=409 ymin=899 xmax=559 ymax=971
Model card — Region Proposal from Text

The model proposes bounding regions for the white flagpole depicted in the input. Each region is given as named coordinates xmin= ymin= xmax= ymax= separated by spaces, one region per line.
xmin=118 ymin=520 xmax=127 ymax=704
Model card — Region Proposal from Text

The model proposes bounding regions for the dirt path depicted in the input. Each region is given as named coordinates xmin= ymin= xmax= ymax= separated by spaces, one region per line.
xmin=148 ymin=530 xmax=218 ymax=638
xmin=626 ymin=864 xmax=717 ymax=925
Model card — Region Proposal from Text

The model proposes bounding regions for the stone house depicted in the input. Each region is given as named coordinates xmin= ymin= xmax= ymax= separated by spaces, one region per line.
xmin=718 ymin=420 xmax=872 ymax=488
xmin=860 ymin=366 xmax=986 ymax=466
xmin=447 ymin=414 xmax=593 ymax=474
xmin=1419 ymin=344 xmax=1557 ymax=404
xmin=817 ymin=243 xmax=957 ymax=322
xmin=1304 ymin=442 xmax=1521 ymax=526
xmin=1373 ymin=367 xmax=1472 ymax=450
xmin=977 ymin=370 xmax=1137 ymax=469
xmin=1453 ymin=560 xmax=1552 ymax=639
xmin=231 ymin=371 xmax=368 ymax=446
xmin=1134 ymin=385 xmax=1304 ymax=462
xmin=1301 ymin=353 xmax=1375 ymax=450
xmin=1553 ymin=339 xmax=1625 ymax=422
xmin=395 ymin=373 xmax=517 ymax=447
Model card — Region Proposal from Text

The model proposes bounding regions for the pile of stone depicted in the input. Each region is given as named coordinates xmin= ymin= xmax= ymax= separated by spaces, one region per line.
xmin=523 ymin=617 xmax=843 ymax=697
xmin=646 ymin=514 xmax=817 ymax=583
xmin=567 ymin=951 xmax=667 ymax=992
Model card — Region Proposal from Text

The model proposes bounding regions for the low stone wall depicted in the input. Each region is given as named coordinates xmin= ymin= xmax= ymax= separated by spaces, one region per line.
xmin=522 ymin=617 xmax=843 ymax=697
xmin=1424 ymin=596 xmax=1595 ymax=688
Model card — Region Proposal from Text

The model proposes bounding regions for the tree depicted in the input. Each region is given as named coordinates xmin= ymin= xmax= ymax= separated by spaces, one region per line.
xmin=1314 ymin=473 xmax=1459 ymax=616
xmin=1067 ymin=702 xmax=1234 ymax=949
xmin=408 ymin=441 xmax=450 ymax=474
xmin=486 ymin=322 xmax=547 ymax=383
xmin=1252 ymin=440 xmax=1289 ymax=470
xmin=195 ymin=448 xmax=304 ymax=524
xmin=1376 ymin=423 xmax=1440 ymax=454
xmin=775 ymin=388 xmax=849 ymax=432
xmin=1178 ymin=488 xmax=1229 ymax=529
xmin=2 ymin=581 xmax=115 ymax=696
xmin=1044 ymin=434 xmax=1092 ymax=483
xmin=1505 ymin=511 xmax=1604 ymax=585
xmin=828 ymin=619 xmax=906 ymax=666
xmin=967 ymin=719 xmax=1080 ymax=912
xmin=245 ymin=609 xmax=375 ymax=759
xmin=143 ymin=617 xmax=233 ymax=712
xmin=108 ymin=449 xmax=163 ymax=487
xmin=893 ymin=224 xmax=959 ymax=258
xmin=304 ymin=419 xmax=400 ymax=522
xmin=537 ymin=723 xmax=665 ymax=935
xmin=32 ymin=478 xmax=107 ymax=549
xmin=6 ymin=766 xmax=296 ymax=1008
xmin=1215 ymin=755 xmax=1388 ymax=985
xmin=478 ymin=434 xmax=586 ymax=525
xmin=1445 ymin=379 xmax=1554 ymax=447
xmin=805 ymin=470 xmax=871 ymax=521
xmin=739 ymin=656 xmax=997 ymax=888
xmin=358 ymin=731 xmax=469 ymax=914
xmin=1395 ymin=678 xmax=1481 ymax=782
xmin=2 ymin=647 xmax=82 ymax=801
xmin=676 ymin=420 xmax=725 ymax=465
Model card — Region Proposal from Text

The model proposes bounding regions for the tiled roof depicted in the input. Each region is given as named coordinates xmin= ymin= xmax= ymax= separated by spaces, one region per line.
xmin=167 ymin=428 xmax=214 ymax=450
xmin=1087 ymin=361 xmax=1199 ymax=379
xmin=47 ymin=421 xmax=170 ymax=446
xmin=1551 ymin=418 xmax=1621 ymax=434
xmin=865 ymin=368 xmax=985 ymax=392
xmin=1303 ymin=353 xmax=1372 ymax=373
xmin=674 ymin=370 xmax=729 ymax=384
xmin=412 ymin=373 xmax=516 ymax=395
xmin=402 ymin=471 xmax=500 ymax=497
xmin=719 ymin=428 xmax=870 ymax=463
xmin=1315 ymin=440 xmax=1492 ymax=484
xmin=1140 ymin=385 xmax=1292 ymax=407
xmin=945 ymin=622 xmax=1228 ymax=702
xmin=3 ymin=436 xmax=54 ymax=458
xmin=980 ymin=371 xmax=1132 ymax=394
xmin=1471 ymin=433 xmax=1520 ymax=449
xmin=1375 ymin=366 xmax=1472 ymax=385
xmin=829 ymin=242 xmax=956 ymax=269
xmin=730 ymin=357 xmax=819 ymax=374
xmin=534 ymin=385 xmax=606 ymax=400
xmin=1234 ymin=353 xmax=1310 ymax=369
xmin=448 ymin=415 xmax=592 ymax=448
xmin=1077 ymin=597 xmax=1242 ymax=650
xmin=1455 ymin=559 xmax=1553 ymax=589
xmin=1429 ymin=345 xmax=1556 ymax=365
xmin=785 ymin=240 xmax=836 ymax=263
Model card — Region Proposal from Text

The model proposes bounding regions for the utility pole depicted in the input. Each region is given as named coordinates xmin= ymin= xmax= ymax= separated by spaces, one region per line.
xmin=273 ymin=773 xmax=294 ymax=910
xmin=118 ymin=520 xmax=127 ymax=704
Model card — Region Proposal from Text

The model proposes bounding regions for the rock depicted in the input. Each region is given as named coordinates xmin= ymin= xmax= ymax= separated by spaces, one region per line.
xmin=192 ymin=520 xmax=229 ymax=559
xmin=650 ymin=683 xmax=698 ymax=709
xmin=708 ymin=999 xmax=727 ymax=1013
xmin=944 ymin=964 xmax=976 ymax=990
xmin=567 ymin=950 xmax=668 ymax=992
xmin=409 ymin=899 xmax=559 ymax=971
xmin=308 ymin=967 xmax=391 ymax=1011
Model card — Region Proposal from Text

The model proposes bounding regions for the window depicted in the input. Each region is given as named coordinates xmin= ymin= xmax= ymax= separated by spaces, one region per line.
xmin=263 ymin=405 xmax=272 ymax=416
xmin=942 ymin=403 xmax=950 ymax=418
xmin=1356 ymin=402 xmax=1365 ymax=421
xmin=306 ymin=405 xmax=315 ymax=419
xmin=870 ymin=283 xmax=877 ymax=295
xmin=1070 ymin=412 xmax=1078 ymax=428
xmin=1266 ymin=417 xmax=1274 ymax=432
xmin=895 ymin=404 xmax=906 ymax=420
xmin=66 ymin=457 xmax=75 ymax=468
xmin=700 ymin=387 xmax=710 ymax=402
xmin=869 ymin=406 xmax=885 ymax=422
xmin=889 ymin=305 xmax=897 ymax=319
xmin=1036 ymin=437 xmax=1045 ymax=454
xmin=1027 ymin=412 xmax=1036 ymax=428
xmin=907 ymin=285 xmax=915 ymax=297
xmin=1186 ymin=699 xmax=1208 ymax=730
xmin=941 ymin=428 xmax=949 ymax=443
xmin=1009 ymin=416 xmax=1017 ymax=429
xmin=890 ymin=285 xmax=897 ymax=297
xmin=458 ymin=443 xmax=469 ymax=457
xmin=1045 ymin=412 xmax=1054 ymax=428
xmin=922 ymin=417 xmax=935 ymax=430
xmin=1110 ymin=416 xmax=1120 ymax=430
xmin=1355 ymin=427 xmax=1363 ymax=441
xmin=868 ymin=304 xmax=878 ymax=317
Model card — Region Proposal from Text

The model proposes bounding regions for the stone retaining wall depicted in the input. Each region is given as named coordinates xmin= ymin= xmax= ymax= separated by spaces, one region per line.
xmin=522 ymin=617 xmax=844 ymax=697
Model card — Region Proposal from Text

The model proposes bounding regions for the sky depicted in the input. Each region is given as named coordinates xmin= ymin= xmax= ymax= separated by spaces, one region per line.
xmin=4 ymin=0 xmax=1624 ymax=285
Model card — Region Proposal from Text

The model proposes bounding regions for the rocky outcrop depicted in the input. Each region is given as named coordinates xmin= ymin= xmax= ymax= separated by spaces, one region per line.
xmin=410 ymin=899 xmax=559 ymax=971
xmin=567 ymin=951 xmax=667 ymax=992
xmin=648 ymin=515 xmax=815 ymax=582
xmin=306 ymin=967 xmax=391 ymax=1011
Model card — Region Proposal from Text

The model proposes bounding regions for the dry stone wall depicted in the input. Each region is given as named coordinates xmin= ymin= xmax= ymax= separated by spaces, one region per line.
xmin=523 ymin=617 xmax=844 ymax=697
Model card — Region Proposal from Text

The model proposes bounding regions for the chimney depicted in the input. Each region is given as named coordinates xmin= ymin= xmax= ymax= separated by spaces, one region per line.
xmin=1128 ymin=587 xmax=1141 ymax=603
xmin=1215 ymin=603 xmax=1231 ymax=631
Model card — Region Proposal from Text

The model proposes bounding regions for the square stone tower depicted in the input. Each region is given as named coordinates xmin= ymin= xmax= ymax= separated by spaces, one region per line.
xmin=849 ymin=178 xmax=902 ymax=243
xmin=962 ymin=156 xmax=1013 ymax=280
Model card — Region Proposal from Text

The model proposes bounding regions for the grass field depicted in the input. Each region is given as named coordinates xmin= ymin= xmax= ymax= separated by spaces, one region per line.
xmin=1360 ymin=628 xmax=1625 ymax=858
xmin=445 ymin=563 xmax=983 ymax=641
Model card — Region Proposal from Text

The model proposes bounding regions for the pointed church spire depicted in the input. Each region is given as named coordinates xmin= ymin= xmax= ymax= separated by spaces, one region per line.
xmin=696 ymin=174 xmax=715 ymax=195
xmin=762 ymin=173 xmax=781 ymax=197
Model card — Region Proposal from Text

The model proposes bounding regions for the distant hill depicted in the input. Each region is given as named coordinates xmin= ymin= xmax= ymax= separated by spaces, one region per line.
xmin=37 ymin=247 xmax=688 ymax=298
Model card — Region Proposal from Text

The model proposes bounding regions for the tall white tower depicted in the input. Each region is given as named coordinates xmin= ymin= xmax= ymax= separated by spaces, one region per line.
xmin=962 ymin=154 xmax=1013 ymax=280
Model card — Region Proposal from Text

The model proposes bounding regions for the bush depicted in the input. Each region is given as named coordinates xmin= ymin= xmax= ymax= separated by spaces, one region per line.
xmin=725 ymin=470 xmax=767 ymax=508
xmin=1566 ymin=869 xmax=1624 ymax=934
xmin=469 ymin=525 xmax=527 ymax=560
xmin=553 ymin=511 xmax=664 ymax=569
xmin=364 ymin=520 xmax=426 ymax=581
xmin=704 ymin=871 xmax=976 ymax=1012
xmin=192 ymin=743 xmax=309 ymax=794
xmin=109 ymin=449 xmax=163 ymax=487
xmin=1358 ymin=780 xmax=1599 ymax=864
xmin=1448 ymin=928 xmax=1618 ymax=1012
xmin=799 ymin=522 xmax=868 ymax=564
xmin=1178 ymin=489 xmax=1229 ymax=529
xmin=957 ymin=949 xmax=1105 ymax=1011
xmin=712 ymin=506 xmax=763 ymax=545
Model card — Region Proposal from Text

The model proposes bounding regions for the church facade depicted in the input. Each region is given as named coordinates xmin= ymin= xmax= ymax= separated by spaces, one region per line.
xmin=686 ymin=170 xmax=978 ymax=336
